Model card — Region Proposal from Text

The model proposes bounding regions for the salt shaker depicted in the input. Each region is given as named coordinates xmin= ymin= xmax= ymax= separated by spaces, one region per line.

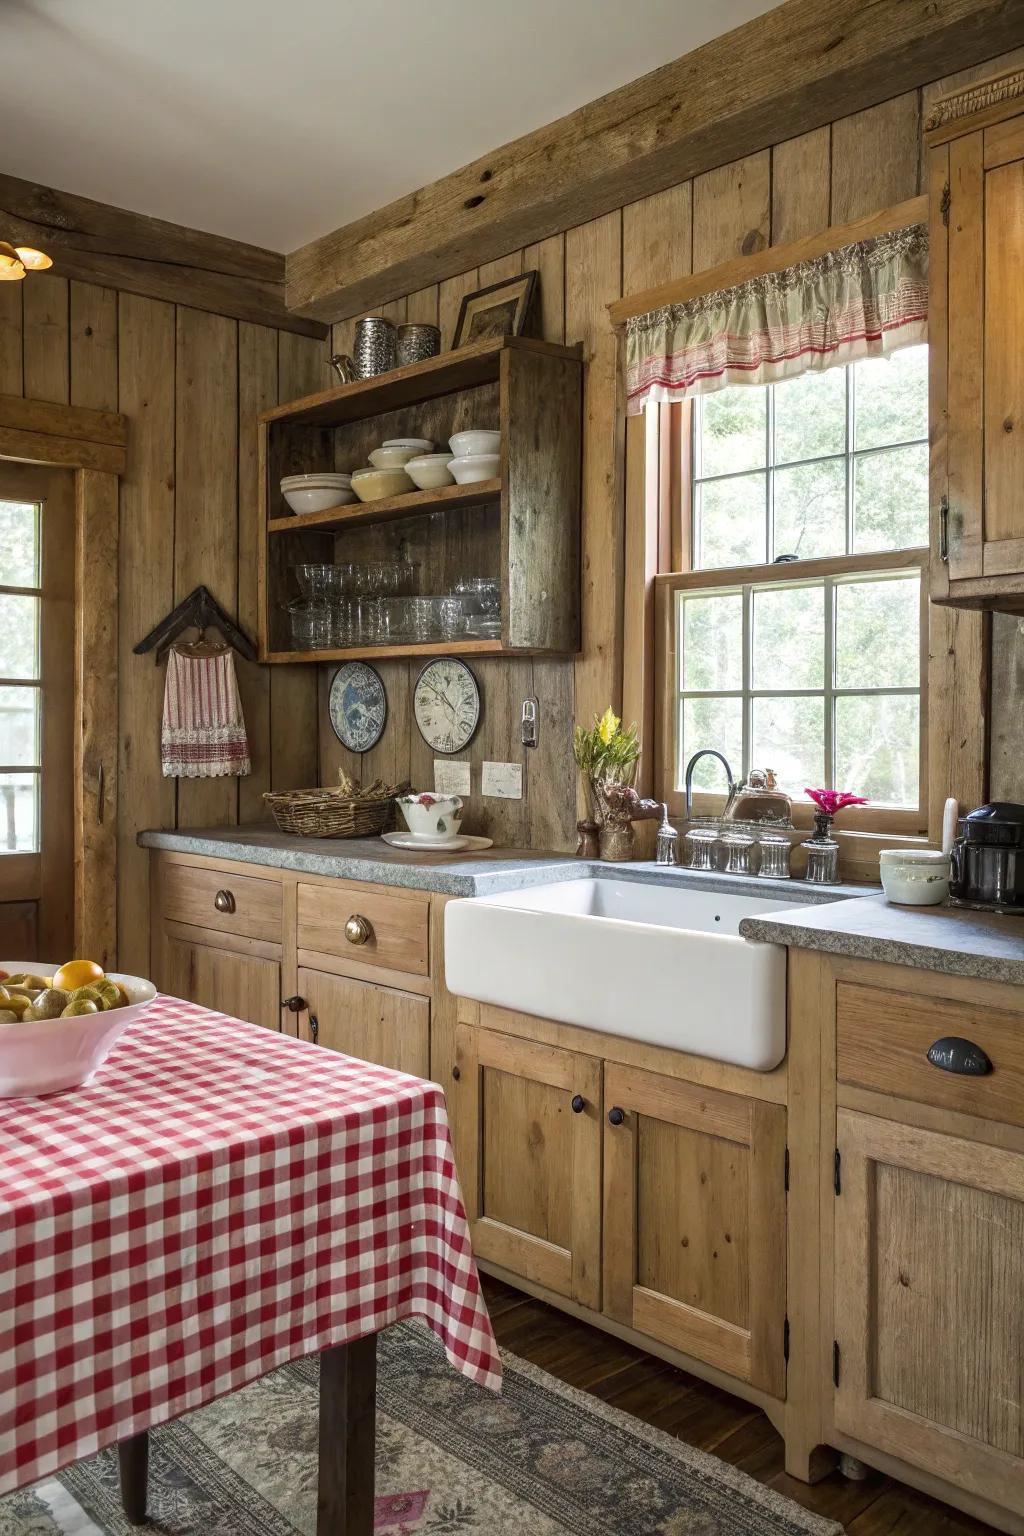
xmin=684 ymin=826 xmax=718 ymax=871
xmin=758 ymin=833 xmax=792 ymax=880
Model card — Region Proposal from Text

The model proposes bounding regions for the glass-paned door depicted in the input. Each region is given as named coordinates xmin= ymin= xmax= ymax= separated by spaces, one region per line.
xmin=0 ymin=464 xmax=74 ymax=959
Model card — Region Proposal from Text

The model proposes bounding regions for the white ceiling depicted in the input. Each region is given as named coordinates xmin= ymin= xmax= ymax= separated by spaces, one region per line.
xmin=0 ymin=0 xmax=783 ymax=253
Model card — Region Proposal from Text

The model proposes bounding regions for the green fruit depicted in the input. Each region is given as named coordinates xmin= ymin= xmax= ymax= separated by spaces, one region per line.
xmin=96 ymin=982 xmax=122 ymax=1010
xmin=28 ymin=988 xmax=70 ymax=1020
xmin=71 ymin=984 xmax=105 ymax=1006
xmin=0 ymin=994 xmax=31 ymax=1018
xmin=62 ymin=1000 xmax=99 ymax=1017
xmin=0 ymin=1009 xmax=18 ymax=1024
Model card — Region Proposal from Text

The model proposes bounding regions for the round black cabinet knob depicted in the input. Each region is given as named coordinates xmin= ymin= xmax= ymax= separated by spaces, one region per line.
xmin=571 ymin=1094 xmax=585 ymax=1113
xmin=282 ymin=995 xmax=306 ymax=1013
xmin=608 ymin=1106 xmax=625 ymax=1126
xmin=452 ymin=1066 xmax=461 ymax=1081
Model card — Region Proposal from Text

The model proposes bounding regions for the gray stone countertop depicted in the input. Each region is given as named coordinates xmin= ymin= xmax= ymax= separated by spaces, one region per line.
xmin=740 ymin=892 xmax=1024 ymax=986
xmin=139 ymin=824 xmax=865 ymax=903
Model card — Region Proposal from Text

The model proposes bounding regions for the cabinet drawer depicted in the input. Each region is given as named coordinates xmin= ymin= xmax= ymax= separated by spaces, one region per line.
xmin=296 ymin=882 xmax=429 ymax=976
xmin=837 ymin=981 xmax=1024 ymax=1129
xmin=161 ymin=862 xmax=282 ymax=943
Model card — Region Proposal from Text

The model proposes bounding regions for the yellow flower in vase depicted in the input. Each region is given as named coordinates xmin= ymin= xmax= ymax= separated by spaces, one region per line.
xmin=598 ymin=707 xmax=620 ymax=745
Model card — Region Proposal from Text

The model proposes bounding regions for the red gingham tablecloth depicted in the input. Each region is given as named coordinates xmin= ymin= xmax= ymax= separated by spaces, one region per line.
xmin=0 ymin=995 xmax=501 ymax=1494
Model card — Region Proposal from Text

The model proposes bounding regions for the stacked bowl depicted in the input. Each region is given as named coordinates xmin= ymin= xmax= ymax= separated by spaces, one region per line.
xmin=351 ymin=438 xmax=432 ymax=502
xmin=448 ymin=429 xmax=500 ymax=485
xmin=281 ymin=472 xmax=354 ymax=515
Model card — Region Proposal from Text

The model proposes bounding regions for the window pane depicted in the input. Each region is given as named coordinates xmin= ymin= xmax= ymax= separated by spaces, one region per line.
xmin=681 ymin=592 xmax=742 ymax=691
xmin=698 ymin=387 xmax=767 ymax=477
xmin=752 ymin=585 xmax=824 ymax=689
xmin=773 ymin=458 xmax=847 ymax=560
xmin=751 ymin=696 xmax=825 ymax=794
xmin=854 ymin=346 xmax=928 ymax=450
xmin=0 ymin=686 xmax=39 ymax=767
xmin=835 ymin=694 xmax=919 ymax=807
xmin=696 ymin=473 xmax=767 ymax=569
xmin=0 ymin=594 xmax=40 ymax=680
xmin=680 ymin=698 xmax=743 ymax=791
xmin=774 ymin=367 xmax=847 ymax=463
xmin=0 ymin=771 xmax=39 ymax=853
xmin=835 ymin=575 xmax=920 ymax=688
xmin=0 ymin=502 xmax=39 ymax=588
xmin=852 ymin=442 xmax=928 ymax=553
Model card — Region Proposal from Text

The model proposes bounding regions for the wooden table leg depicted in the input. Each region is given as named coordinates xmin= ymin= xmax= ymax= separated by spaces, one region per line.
xmin=117 ymin=1430 xmax=150 ymax=1525
xmin=317 ymin=1334 xmax=377 ymax=1536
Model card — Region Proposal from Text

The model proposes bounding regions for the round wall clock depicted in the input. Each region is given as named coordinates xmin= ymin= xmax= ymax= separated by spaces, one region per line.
xmin=413 ymin=658 xmax=480 ymax=755
xmin=328 ymin=662 xmax=387 ymax=753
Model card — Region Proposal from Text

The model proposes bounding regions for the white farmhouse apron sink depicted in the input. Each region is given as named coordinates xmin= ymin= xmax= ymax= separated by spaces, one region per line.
xmin=444 ymin=878 xmax=796 ymax=1071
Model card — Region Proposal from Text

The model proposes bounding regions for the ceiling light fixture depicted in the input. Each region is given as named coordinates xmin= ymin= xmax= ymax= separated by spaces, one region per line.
xmin=0 ymin=239 xmax=53 ymax=281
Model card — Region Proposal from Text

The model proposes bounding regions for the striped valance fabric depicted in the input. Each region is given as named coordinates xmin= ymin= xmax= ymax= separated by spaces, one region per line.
xmin=624 ymin=223 xmax=928 ymax=415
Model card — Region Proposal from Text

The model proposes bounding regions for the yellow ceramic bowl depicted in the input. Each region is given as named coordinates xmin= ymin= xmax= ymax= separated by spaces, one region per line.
xmin=350 ymin=467 xmax=415 ymax=502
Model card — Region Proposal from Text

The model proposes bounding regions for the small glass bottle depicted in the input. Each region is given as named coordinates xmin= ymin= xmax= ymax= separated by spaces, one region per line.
xmin=801 ymin=811 xmax=840 ymax=884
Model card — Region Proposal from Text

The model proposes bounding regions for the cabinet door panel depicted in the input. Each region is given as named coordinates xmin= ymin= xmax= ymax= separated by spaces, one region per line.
xmin=603 ymin=1062 xmax=786 ymax=1398
xmin=945 ymin=129 xmax=985 ymax=582
xmin=162 ymin=936 xmax=281 ymax=1031
xmin=834 ymin=1109 xmax=1024 ymax=1514
xmin=453 ymin=1026 xmax=602 ymax=1308
xmin=984 ymin=157 xmax=1024 ymax=562
xmin=297 ymin=966 xmax=429 ymax=1077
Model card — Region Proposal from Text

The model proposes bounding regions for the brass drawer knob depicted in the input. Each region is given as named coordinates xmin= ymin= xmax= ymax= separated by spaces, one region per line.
xmin=345 ymin=914 xmax=373 ymax=946
xmin=214 ymin=889 xmax=236 ymax=914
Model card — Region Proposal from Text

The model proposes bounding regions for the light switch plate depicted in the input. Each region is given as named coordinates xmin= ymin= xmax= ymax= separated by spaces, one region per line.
xmin=482 ymin=761 xmax=523 ymax=799
xmin=434 ymin=759 xmax=471 ymax=796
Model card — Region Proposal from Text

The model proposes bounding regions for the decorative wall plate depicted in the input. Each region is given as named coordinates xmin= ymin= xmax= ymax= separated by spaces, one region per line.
xmin=328 ymin=662 xmax=387 ymax=753
xmin=413 ymin=658 xmax=480 ymax=755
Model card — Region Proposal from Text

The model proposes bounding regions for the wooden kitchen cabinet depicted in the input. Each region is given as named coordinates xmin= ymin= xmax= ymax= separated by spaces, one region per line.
xmin=296 ymin=965 xmax=429 ymax=1077
xmin=928 ymin=69 xmax=1024 ymax=611
xmin=160 ymin=932 xmax=282 ymax=1032
xmin=602 ymin=1062 xmax=787 ymax=1398
xmin=833 ymin=1108 xmax=1024 ymax=1518
xmin=452 ymin=1024 xmax=603 ymax=1309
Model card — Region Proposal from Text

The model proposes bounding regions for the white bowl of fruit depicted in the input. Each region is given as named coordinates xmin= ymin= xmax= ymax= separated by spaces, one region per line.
xmin=0 ymin=960 xmax=157 ymax=1098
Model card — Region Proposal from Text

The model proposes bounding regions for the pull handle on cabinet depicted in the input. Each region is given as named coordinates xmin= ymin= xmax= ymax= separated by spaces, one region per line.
xmin=608 ymin=1106 xmax=625 ymax=1126
xmin=282 ymin=995 xmax=306 ymax=1013
xmin=926 ymin=1036 xmax=992 ymax=1075
xmin=345 ymin=914 xmax=373 ymax=946
xmin=213 ymin=889 xmax=236 ymax=914
xmin=309 ymin=1014 xmax=320 ymax=1043
xmin=571 ymin=1094 xmax=585 ymax=1114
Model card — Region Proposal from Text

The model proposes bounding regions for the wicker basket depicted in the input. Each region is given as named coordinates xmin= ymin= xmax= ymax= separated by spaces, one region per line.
xmin=263 ymin=776 xmax=407 ymax=839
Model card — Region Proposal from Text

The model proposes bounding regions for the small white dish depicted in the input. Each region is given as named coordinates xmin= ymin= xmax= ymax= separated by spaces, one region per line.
xmin=382 ymin=437 xmax=434 ymax=452
xmin=369 ymin=444 xmax=427 ymax=471
xmin=281 ymin=472 xmax=351 ymax=487
xmin=0 ymin=963 xmax=158 ymax=1098
xmin=405 ymin=453 xmax=455 ymax=490
xmin=879 ymin=849 xmax=951 ymax=906
xmin=449 ymin=453 xmax=500 ymax=485
xmin=282 ymin=485 xmax=357 ymax=514
xmin=449 ymin=430 xmax=500 ymax=458
xmin=382 ymin=832 xmax=494 ymax=853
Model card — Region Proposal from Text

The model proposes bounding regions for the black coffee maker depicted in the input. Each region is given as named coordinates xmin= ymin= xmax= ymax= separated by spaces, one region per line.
xmin=949 ymin=802 xmax=1024 ymax=914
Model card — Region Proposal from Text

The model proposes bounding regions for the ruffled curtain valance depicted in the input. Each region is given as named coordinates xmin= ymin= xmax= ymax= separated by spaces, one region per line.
xmin=624 ymin=223 xmax=928 ymax=415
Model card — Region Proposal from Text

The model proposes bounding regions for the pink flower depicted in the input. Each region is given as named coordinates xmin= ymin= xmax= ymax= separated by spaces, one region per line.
xmin=416 ymin=793 xmax=438 ymax=807
xmin=805 ymin=788 xmax=869 ymax=816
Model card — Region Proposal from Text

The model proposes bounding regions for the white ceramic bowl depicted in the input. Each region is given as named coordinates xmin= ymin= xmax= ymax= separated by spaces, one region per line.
xmin=281 ymin=472 xmax=351 ymax=487
xmin=368 ymin=445 xmax=429 ymax=471
xmin=396 ymin=794 xmax=464 ymax=841
xmin=405 ymin=453 xmax=455 ymax=490
xmin=350 ymin=467 xmax=415 ymax=502
xmin=879 ymin=850 xmax=951 ymax=906
xmin=0 ymin=965 xmax=158 ymax=1098
xmin=449 ymin=453 xmax=500 ymax=485
xmin=382 ymin=438 xmax=434 ymax=452
xmin=282 ymin=485 xmax=357 ymax=514
xmin=449 ymin=430 xmax=500 ymax=458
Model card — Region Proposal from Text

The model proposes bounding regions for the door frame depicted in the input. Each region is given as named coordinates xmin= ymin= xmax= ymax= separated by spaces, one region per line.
xmin=0 ymin=391 xmax=125 ymax=967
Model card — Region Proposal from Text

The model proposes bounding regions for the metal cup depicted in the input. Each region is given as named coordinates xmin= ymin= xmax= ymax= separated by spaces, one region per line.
xmin=396 ymin=323 xmax=441 ymax=367
xmin=354 ymin=317 xmax=397 ymax=378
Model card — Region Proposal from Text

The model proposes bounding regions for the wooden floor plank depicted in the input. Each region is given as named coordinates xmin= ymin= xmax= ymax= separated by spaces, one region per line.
xmin=481 ymin=1276 xmax=1001 ymax=1536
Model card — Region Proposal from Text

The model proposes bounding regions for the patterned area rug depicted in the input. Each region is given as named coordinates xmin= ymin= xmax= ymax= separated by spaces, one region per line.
xmin=1 ymin=1322 xmax=842 ymax=1535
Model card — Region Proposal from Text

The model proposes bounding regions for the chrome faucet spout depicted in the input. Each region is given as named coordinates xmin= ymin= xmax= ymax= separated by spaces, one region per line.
xmin=684 ymin=750 xmax=736 ymax=820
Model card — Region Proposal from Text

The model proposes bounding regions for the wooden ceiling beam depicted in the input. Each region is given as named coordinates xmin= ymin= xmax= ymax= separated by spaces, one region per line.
xmin=286 ymin=0 xmax=1024 ymax=324
xmin=0 ymin=173 xmax=328 ymax=338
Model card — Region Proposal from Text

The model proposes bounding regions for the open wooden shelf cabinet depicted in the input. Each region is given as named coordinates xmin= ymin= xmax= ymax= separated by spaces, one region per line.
xmin=256 ymin=335 xmax=583 ymax=663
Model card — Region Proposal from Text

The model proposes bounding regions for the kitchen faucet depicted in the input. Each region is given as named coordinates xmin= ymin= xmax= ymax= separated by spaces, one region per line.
xmin=684 ymin=750 xmax=737 ymax=820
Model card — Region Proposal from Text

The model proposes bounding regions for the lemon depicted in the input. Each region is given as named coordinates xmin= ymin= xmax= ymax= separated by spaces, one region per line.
xmin=52 ymin=960 xmax=104 ymax=993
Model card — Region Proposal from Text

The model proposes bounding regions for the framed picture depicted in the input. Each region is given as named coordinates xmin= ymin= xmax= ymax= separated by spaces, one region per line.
xmin=452 ymin=270 xmax=537 ymax=348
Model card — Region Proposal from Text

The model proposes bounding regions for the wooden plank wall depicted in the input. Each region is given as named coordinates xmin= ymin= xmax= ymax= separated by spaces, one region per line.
xmin=0 ymin=275 xmax=328 ymax=974
xmin=318 ymin=47 xmax=1020 ymax=850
